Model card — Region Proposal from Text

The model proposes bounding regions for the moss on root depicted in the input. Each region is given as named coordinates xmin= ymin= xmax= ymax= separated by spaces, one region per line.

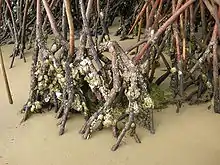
xmin=149 ymin=83 xmax=172 ymax=109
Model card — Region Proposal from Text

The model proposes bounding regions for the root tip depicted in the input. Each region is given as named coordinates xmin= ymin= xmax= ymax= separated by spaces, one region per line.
xmin=150 ymin=129 xmax=155 ymax=134
xmin=59 ymin=128 xmax=65 ymax=136
xmin=79 ymin=129 xmax=85 ymax=134
xmin=111 ymin=144 xmax=119 ymax=151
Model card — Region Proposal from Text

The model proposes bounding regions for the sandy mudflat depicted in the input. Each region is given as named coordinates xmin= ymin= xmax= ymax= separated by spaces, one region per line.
xmin=1 ymin=33 xmax=220 ymax=165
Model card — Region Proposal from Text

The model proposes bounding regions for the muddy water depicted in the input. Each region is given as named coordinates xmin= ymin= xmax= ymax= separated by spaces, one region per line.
xmin=1 ymin=29 xmax=220 ymax=165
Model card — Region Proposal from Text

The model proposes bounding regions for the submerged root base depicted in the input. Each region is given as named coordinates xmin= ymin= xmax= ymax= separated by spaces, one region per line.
xmin=22 ymin=40 xmax=155 ymax=151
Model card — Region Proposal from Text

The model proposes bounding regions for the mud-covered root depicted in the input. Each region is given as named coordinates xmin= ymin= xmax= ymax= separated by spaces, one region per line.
xmin=9 ymin=43 xmax=26 ymax=69
xmin=139 ymin=108 xmax=155 ymax=134
xmin=111 ymin=108 xmax=154 ymax=151
xmin=20 ymin=37 xmax=155 ymax=150
xmin=79 ymin=42 xmax=121 ymax=139
xmin=130 ymin=123 xmax=141 ymax=143
xmin=147 ymin=109 xmax=155 ymax=134
xmin=56 ymin=86 xmax=74 ymax=135
xmin=78 ymin=41 xmax=155 ymax=151
xmin=57 ymin=97 xmax=73 ymax=135
xmin=56 ymin=57 xmax=73 ymax=135
xmin=112 ymin=113 xmax=128 ymax=138
xmin=20 ymin=104 xmax=31 ymax=124
xmin=111 ymin=112 xmax=140 ymax=151
xmin=79 ymin=111 xmax=103 ymax=139
xmin=79 ymin=85 xmax=121 ymax=139
xmin=20 ymin=99 xmax=44 ymax=124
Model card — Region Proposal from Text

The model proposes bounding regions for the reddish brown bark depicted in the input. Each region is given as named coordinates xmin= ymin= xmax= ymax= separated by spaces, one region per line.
xmin=133 ymin=0 xmax=196 ymax=63
xmin=64 ymin=0 xmax=75 ymax=56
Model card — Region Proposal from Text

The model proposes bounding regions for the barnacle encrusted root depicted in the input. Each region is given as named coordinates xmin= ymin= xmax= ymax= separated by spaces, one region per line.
xmin=22 ymin=40 xmax=155 ymax=151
